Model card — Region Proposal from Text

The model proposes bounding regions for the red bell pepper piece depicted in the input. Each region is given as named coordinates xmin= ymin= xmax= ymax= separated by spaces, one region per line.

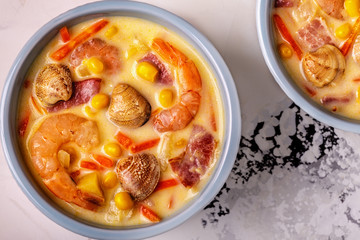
xmin=129 ymin=138 xmax=160 ymax=153
xmin=50 ymin=19 xmax=109 ymax=61
xmin=80 ymin=161 xmax=101 ymax=170
xmin=154 ymin=178 xmax=179 ymax=192
xmin=115 ymin=131 xmax=134 ymax=149
xmin=59 ymin=26 xmax=70 ymax=42
xmin=273 ymin=14 xmax=303 ymax=60
xmin=140 ymin=204 xmax=161 ymax=222
xmin=92 ymin=154 xmax=114 ymax=168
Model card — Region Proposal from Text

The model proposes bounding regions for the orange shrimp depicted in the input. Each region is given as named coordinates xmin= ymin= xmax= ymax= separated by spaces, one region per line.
xmin=29 ymin=113 xmax=101 ymax=210
xmin=151 ymin=38 xmax=202 ymax=132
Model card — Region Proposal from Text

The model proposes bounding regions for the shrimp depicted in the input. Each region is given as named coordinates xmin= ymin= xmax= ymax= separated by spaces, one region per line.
xmin=70 ymin=38 xmax=120 ymax=75
xmin=29 ymin=113 xmax=101 ymax=210
xmin=353 ymin=35 xmax=360 ymax=65
xmin=151 ymin=38 xmax=202 ymax=132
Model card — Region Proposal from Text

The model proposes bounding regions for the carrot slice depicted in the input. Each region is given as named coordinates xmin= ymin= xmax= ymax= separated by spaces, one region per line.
xmin=273 ymin=14 xmax=303 ymax=60
xmin=59 ymin=26 xmax=70 ymax=42
xmin=167 ymin=196 xmax=174 ymax=209
xmin=50 ymin=19 xmax=109 ymax=61
xmin=129 ymin=138 xmax=160 ymax=153
xmin=140 ymin=204 xmax=161 ymax=222
xmin=18 ymin=111 xmax=30 ymax=137
xmin=154 ymin=178 xmax=179 ymax=192
xmin=340 ymin=17 xmax=360 ymax=56
xmin=80 ymin=161 xmax=101 ymax=170
xmin=92 ymin=154 xmax=113 ymax=168
xmin=115 ymin=131 xmax=134 ymax=149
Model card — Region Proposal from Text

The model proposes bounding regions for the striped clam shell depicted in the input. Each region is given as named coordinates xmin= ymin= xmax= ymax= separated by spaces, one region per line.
xmin=115 ymin=153 xmax=160 ymax=201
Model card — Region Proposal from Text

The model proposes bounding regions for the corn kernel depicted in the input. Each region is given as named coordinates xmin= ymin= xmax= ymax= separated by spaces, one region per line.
xmin=102 ymin=171 xmax=118 ymax=189
xmin=136 ymin=62 xmax=158 ymax=82
xmin=114 ymin=192 xmax=134 ymax=210
xmin=335 ymin=23 xmax=352 ymax=39
xmin=356 ymin=86 xmax=360 ymax=103
xmin=104 ymin=142 xmax=122 ymax=158
xmin=175 ymin=139 xmax=187 ymax=148
xmin=345 ymin=0 xmax=360 ymax=17
xmin=84 ymin=106 xmax=96 ymax=117
xmin=105 ymin=26 xmax=118 ymax=39
xmin=278 ymin=43 xmax=293 ymax=59
xmin=91 ymin=93 xmax=110 ymax=110
xmin=58 ymin=150 xmax=70 ymax=168
xmin=86 ymin=57 xmax=104 ymax=74
xmin=125 ymin=47 xmax=138 ymax=59
xmin=159 ymin=89 xmax=174 ymax=108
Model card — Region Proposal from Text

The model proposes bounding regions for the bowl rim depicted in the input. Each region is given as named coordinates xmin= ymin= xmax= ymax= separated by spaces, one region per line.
xmin=0 ymin=1 xmax=241 ymax=239
xmin=256 ymin=0 xmax=360 ymax=133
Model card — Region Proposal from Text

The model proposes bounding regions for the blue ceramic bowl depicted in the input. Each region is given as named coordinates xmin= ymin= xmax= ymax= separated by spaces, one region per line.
xmin=0 ymin=1 xmax=241 ymax=239
xmin=257 ymin=0 xmax=360 ymax=133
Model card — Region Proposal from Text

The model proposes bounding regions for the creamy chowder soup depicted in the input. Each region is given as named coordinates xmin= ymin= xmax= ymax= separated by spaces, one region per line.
xmin=17 ymin=17 xmax=224 ymax=226
xmin=273 ymin=0 xmax=360 ymax=119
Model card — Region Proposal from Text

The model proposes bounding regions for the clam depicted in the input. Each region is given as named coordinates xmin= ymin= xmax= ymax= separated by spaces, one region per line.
xmin=115 ymin=153 xmax=160 ymax=201
xmin=35 ymin=64 xmax=73 ymax=107
xmin=302 ymin=44 xmax=345 ymax=87
xmin=108 ymin=83 xmax=151 ymax=128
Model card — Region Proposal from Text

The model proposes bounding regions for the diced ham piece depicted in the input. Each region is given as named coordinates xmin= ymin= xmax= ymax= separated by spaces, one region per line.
xmin=47 ymin=78 xmax=101 ymax=112
xmin=169 ymin=125 xmax=215 ymax=187
xmin=316 ymin=0 xmax=344 ymax=19
xmin=139 ymin=53 xmax=173 ymax=85
xmin=297 ymin=18 xmax=334 ymax=52
xmin=275 ymin=0 xmax=295 ymax=7
xmin=70 ymin=38 xmax=120 ymax=75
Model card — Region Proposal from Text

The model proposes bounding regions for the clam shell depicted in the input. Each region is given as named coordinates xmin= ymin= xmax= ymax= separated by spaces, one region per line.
xmin=302 ymin=44 xmax=345 ymax=87
xmin=115 ymin=153 xmax=160 ymax=201
xmin=35 ymin=64 xmax=73 ymax=107
xmin=108 ymin=83 xmax=151 ymax=128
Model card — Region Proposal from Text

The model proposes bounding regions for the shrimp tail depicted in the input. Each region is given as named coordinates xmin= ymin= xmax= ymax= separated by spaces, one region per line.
xmin=44 ymin=171 xmax=98 ymax=210
xmin=152 ymin=38 xmax=187 ymax=66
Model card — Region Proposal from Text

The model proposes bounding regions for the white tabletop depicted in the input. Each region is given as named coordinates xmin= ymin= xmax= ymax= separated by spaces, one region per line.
xmin=2 ymin=0 xmax=360 ymax=239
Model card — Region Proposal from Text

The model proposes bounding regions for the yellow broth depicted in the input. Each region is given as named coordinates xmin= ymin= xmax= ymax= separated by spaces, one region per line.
xmin=17 ymin=17 xmax=224 ymax=226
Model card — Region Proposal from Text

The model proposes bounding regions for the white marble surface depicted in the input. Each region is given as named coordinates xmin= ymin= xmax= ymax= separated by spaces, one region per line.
xmin=3 ymin=0 xmax=360 ymax=239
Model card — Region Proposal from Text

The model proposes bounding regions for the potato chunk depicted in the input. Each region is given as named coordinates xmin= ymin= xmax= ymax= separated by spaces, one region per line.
xmin=77 ymin=172 xmax=105 ymax=205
